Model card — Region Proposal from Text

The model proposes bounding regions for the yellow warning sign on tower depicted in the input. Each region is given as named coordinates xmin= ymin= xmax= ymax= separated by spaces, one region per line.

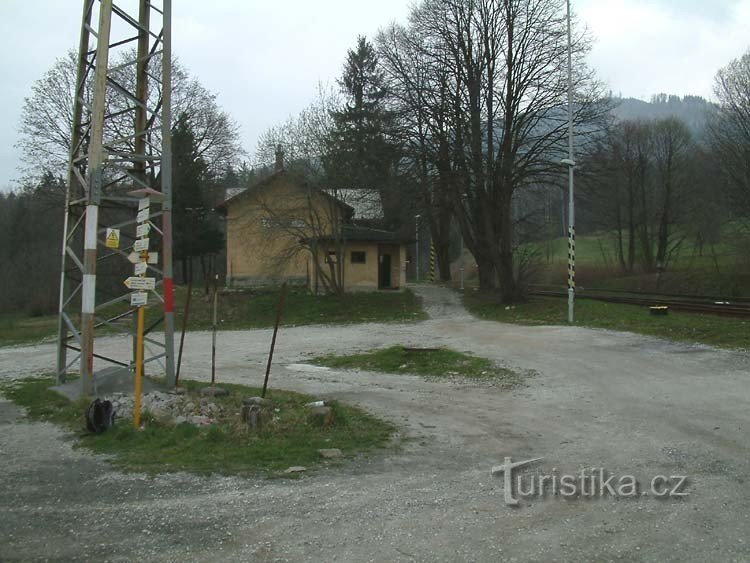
xmin=105 ymin=228 xmax=120 ymax=249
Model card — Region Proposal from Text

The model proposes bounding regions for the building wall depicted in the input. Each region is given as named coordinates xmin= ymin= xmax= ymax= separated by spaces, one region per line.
xmin=308 ymin=242 xmax=407 ymax=293
xmin=225 ymin=174 xmax=406 ymax=292
xmin=225 ymin=176 xmax=337 ymax=286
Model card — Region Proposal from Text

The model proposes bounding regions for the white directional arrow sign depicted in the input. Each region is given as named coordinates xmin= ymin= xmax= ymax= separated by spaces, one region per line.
xmin=134 ymin=262 xmax=148 ymax=276
xmin=136 ymin=208 xmax=150 ymax=223
xmin=127 ymin=251 xmax=159 ymax=264
xmin=124 ymin=277 xmax=156 ymax=290
xmin=130 ymin=292 xmax=148 ymax=306
xmin=138 ymin=197 xmax=150 ymax=211
xmin=133 ymin=238 xmax=150 ymax=252
xmin=136 ymin=223 xmax=151 ymax=238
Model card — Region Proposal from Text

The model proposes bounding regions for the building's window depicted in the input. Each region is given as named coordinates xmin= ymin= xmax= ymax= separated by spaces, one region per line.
xmin=351 ymin=251 xmax=366 ymax=264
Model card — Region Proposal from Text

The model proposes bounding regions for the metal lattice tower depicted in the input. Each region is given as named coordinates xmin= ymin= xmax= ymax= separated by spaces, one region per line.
xmin=56 ymin=0 xmax=175 ymax=395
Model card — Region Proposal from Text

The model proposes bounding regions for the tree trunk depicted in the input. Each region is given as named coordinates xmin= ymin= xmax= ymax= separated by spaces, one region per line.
xmin=638 ymin=170 xmax=654 ymax=272
xmin=496 ymin=191 xmax=517 ymax=302
xmin=477 ymin=260 xmax=497 ymax=291
xmin=656 ymin=170 xmax=672 ymax=268
xmin=200 ymin=255 xmax=208 ymax=295
xmin=656 ymin=207 xmax=669 ymax=267
xmin=615 ymin=204 xmax=626 ymax=272
xmin=432 ymin=206 xmax=453 ymax=282
xmin=627 ymin=180 xmax=636 ymax=273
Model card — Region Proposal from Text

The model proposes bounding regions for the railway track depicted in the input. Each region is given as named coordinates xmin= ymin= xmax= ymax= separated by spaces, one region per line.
xmin=529 ymin=286 xmax=750 ymax=318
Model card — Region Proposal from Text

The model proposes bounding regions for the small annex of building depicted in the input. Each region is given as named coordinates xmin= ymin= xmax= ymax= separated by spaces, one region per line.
xmin=217 ymin=153 xmax=408 ymax=292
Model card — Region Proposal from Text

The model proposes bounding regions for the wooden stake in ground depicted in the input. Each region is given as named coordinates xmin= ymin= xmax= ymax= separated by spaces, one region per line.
xmin=133 ymin=305 xmax=145 ymax=428
xmin=262 ymin=283 xmax=287 ymax=398
xmin=211 ymin=274 xmax=219 ymax=388
xmin=175 ymin=278 xmax=193 ymax=387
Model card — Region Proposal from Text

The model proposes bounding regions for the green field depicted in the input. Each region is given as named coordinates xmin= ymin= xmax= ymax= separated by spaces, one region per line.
xmin=0 ymin=313 xmax=59 ymax=347
xmin=527 ymin=226 xmax=750 ymax=298
xmin=464 ymin=293 xmax=750 ymax=350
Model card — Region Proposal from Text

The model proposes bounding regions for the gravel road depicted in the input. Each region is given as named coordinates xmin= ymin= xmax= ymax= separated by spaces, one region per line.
xmin=1 ymin=285 xmax=749 ymax=562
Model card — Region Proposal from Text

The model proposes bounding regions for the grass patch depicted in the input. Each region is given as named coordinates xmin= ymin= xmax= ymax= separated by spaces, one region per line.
xmin=161 ymin=286 xmax=427 ymax=331
xmin=0 ymin=313 xmax=59 ymax=347
xmin=529 ymin=227 xmax=750 ymax=299
xmin=0 ymin=287 xmax=426 ymax=348
xmin=464 ymin=293 xmax=750 ymax=350
xmin=0 ymin=377 xmax=395 ymax=476
xmin=312 ymin=345 xmax=524 ymax=387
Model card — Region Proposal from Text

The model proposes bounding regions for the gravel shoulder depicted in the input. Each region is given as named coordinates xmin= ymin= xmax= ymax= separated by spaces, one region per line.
xmin=1 ymin=285 xmax=749 ymax=562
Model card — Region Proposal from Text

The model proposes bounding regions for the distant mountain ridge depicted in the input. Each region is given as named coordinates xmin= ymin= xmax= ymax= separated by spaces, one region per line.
xmin=610 ymin=94 xmax=716 ymax=135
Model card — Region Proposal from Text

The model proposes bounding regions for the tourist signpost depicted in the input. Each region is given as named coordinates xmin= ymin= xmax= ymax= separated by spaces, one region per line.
xmin=127 ymin=190 xmax=162 ymax=428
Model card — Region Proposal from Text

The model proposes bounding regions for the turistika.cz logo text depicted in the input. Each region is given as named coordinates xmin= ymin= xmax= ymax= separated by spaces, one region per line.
xmin=491 ymin=457 xmax=689 ymax=506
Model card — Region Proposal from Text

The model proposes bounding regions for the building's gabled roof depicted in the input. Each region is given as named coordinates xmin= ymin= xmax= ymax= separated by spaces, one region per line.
xmin=215 ymin=170 xmax=354 ymax=216
xmin=224 ymin=187 xmax=246 ymax=200
xmin=323 ymin=189 xmax=383 ymax=220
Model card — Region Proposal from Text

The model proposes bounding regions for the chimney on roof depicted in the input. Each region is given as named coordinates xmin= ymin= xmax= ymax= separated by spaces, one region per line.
xmin=275 ymin=145 xmax=284 ymax=172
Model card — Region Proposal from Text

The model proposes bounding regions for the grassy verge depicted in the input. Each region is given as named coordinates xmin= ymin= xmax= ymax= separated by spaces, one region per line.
xmin=0 ymin=377 xmax=395 ymax=476
xmin=0 ymin=287 xmax=426 ymax=347
xmin=0 ymin=313 xmax=59 ymax=347
xmin=163 ymin=286 xmax=427 ymax=330
xmin=464 ymin=293 xmax=750 ymax=350
xmin=312 ymin=345 xmax=524 ymax=387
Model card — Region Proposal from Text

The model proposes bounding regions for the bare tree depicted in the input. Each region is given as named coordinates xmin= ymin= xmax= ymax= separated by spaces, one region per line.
xmin=581 ymin=117 xmax=697 ymax=274
xmin=652 ymin=117 xmax=692 ymax=268
xmin=17 ymin=50 xmax=243 ymax=183
xmin=378 ymin=0 xmax=607 ymax=299
xmin=710 ymin=49 xmax=750 ymax=216
xmin=254 ymin=83 xmax=341 ymax=176
xmin=377 ymin=22 xmax=456 ymax=281
xmin=16 ymin=51 xmax=79 ymax=177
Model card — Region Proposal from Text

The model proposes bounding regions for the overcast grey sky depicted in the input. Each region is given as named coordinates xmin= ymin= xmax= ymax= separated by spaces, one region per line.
xmin=1 ymin=0 xmax=749 ymax=191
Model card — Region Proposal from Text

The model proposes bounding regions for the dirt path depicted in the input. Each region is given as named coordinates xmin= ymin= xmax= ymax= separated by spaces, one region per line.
xmin=1 ymin=285 xmax=749 ymax=562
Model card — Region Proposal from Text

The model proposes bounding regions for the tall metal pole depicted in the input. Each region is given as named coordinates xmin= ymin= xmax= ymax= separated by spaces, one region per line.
xmin=565 ymin=0 xmax=576 ymax=324
xmin=415 ymin=214 xmax=421 ymax=282
xmin=162 ymin=0 xmax=177 ymax=386
xmin=56 ymin=0 xmax=93 ymax=384
xmin=80 ymin=0 xmax=114 ymax=395
xmin=57 ymin=0 xmax=175 ymax=394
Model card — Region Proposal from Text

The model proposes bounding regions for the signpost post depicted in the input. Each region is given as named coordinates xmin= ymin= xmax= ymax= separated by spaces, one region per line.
xmin=128 ymin=190 xmax=162 ymax=428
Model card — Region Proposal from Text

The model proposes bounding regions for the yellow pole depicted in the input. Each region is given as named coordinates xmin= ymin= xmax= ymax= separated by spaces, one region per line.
xmin=133 ymin=305 xmax=145 ymax=428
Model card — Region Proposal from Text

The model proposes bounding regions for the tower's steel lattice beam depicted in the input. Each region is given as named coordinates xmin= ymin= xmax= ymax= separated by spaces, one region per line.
xmin=56 ymin=0 xmax=175 ymax=395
